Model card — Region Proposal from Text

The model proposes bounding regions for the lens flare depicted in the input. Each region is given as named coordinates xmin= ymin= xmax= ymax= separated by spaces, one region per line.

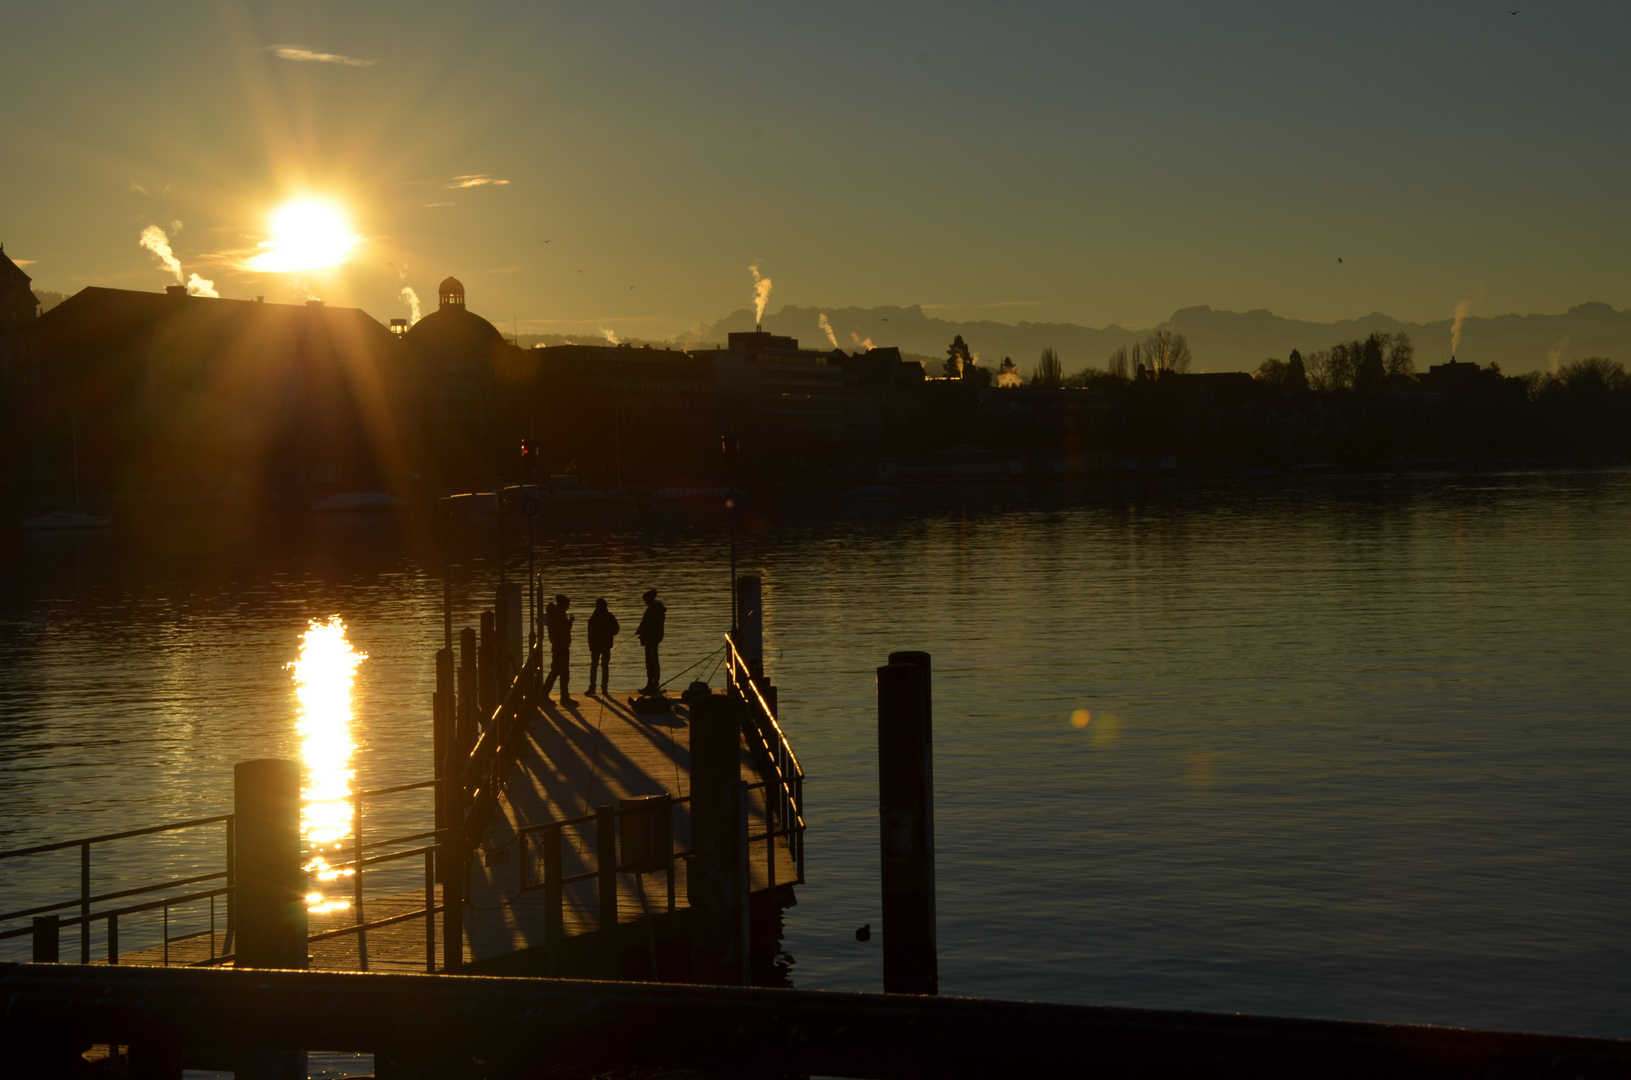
xmin=248 ymin=201 xmax=357 ymax=272
xmin=287 ymin=615 xmax=366 ymax=913
xmin=1070 ymin=708 xmax=1091 ymax=729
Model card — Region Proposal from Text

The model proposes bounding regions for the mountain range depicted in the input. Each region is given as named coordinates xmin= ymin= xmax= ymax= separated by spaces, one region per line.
xmin=676 ymin=302 xmax=1631 ymax=377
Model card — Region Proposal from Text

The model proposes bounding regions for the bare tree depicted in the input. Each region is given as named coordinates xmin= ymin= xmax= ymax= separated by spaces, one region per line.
xmin=1141 ymin=330 xmax=1192 ymax=377
xmin=1033 ymin=347 xmax=1064 ymax=389
xmin=1386 ymin=333 xmax=1416 ymax=379
xmin=1107 ymin=346 xmax=1130 ymax=380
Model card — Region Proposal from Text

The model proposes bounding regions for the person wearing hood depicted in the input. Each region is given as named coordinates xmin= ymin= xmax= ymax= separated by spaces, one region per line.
xmin=541 ymin=593 xmax=575 ymax=704
xmin=635 ymin=588 xmax=666 ymax=694
xmin=586 ymin=598 xmax=619 ymax=695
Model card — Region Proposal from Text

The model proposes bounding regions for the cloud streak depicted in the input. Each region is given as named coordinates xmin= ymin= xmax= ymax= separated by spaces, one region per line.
xmin=269 ymin=45 xmax=377 ymax=67
xmin=447 ymin=175 xmax=510 ymax=189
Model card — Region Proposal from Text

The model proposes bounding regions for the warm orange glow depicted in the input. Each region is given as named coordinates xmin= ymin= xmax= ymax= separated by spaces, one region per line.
xmin=287 ymin=615 xmax=366 ymax=912
xmin=247 ymin=201 xmax=357 ymax=272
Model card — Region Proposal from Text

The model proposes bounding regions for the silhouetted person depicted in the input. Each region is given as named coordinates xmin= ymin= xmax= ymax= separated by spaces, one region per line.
xmin=586 ymin=597 xmax=619 ymax=695
xmin=541 ymin=593 xmax=574 ymax=703
xmin=636 ymin=588 xmax=665 ymax=694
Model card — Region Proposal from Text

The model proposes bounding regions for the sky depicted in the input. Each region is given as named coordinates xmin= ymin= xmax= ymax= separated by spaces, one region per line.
xmin=2 ymin=1 xmax=1629 ymax=339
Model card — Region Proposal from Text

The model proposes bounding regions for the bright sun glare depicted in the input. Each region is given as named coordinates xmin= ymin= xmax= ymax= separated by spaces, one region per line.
xmin=247 ymin=201 xmax=357 ymax=273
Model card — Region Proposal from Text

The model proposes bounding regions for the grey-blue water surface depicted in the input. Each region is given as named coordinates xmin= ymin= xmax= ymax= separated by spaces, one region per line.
xmin=2 ymin=470 xmax=1628 ymax=1046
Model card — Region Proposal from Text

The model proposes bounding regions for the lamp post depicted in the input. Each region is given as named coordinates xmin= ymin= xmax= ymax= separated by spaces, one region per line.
xmin=722 ymin=433 xmax=739 ymax=635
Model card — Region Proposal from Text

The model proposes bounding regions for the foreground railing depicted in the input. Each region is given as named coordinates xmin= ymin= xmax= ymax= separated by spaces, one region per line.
xmin=725 ymin=634 xmax=805 ymax=884
xmin=4 ymin=963 xmax=1629 ymax=1080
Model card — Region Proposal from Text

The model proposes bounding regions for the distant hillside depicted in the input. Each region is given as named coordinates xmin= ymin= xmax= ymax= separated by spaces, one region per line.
xmin=678 ymin=302 xmax=1631 ymax=377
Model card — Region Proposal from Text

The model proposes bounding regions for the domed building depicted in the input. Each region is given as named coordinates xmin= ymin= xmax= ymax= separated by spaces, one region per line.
xmin=403 ymin=276 xmax=531 ymax=486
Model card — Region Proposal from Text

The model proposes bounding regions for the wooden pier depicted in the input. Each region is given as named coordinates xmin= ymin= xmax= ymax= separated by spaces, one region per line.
xmin=3 ymin=618 xmax=804 ymax=988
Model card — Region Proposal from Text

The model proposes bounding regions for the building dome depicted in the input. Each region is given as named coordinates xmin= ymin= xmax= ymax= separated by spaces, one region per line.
xmin=438 ymin=277 xmax=466 ymax=309
xmin=406 ymin=276 xmax=504 ymax=360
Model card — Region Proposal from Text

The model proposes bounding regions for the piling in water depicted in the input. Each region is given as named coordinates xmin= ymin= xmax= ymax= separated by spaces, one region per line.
xmin=877 ymin=653 xmax=937 ymax=995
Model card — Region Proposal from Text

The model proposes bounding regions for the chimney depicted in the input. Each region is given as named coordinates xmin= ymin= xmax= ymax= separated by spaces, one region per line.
xmin=306 ymin=299 xmax=325 ymax=308
xmin=256 ymin=296 xmax=265 ymax=303
xmin=165 ymin=285 xmax=187 ymax=297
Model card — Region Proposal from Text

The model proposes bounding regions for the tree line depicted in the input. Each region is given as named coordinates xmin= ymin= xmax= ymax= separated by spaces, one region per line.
xmin=987 ymin=331 xmax=1196 ymax=390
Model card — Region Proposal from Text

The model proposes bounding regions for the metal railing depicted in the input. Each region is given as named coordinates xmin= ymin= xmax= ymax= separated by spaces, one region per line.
xmin=724 ymin=634 xmax=806 ymax=884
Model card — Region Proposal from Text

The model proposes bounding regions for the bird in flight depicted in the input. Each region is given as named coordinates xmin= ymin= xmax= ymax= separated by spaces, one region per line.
xmin=1337 ymin=257 xmax=1343 ymax=264
xmin=543 ymin=239 xmax=551 ymax=244
xmin=1508 ymin=9 xmax=1519 ymax=14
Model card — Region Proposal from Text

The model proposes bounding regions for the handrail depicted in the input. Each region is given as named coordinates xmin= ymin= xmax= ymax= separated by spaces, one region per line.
xmin=0 ymin=870 xmax=228 ymax=923
xmin=724 ymin=635 xmax=805 ymax=783
xmin=0 ymin=814 xmax=233 ymax=861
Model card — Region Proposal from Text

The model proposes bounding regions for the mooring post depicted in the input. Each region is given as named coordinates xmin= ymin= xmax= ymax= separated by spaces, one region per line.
xmin=457 ymin=626 xmax=477 ymax=754
xmin=479 ymin=610 xmax=497 ymax=719
xmin=31 ymin=915 xmax=58 ymax=963
xmin=877 ymin=652 xmax=937 ymax=995
xmin=688 ymin=694 xmax=750 ymax=985
xmin=498 ymin=581 xmax=523 ymax=684
xmin=233 ymin=758 xmax=307 ymax=1080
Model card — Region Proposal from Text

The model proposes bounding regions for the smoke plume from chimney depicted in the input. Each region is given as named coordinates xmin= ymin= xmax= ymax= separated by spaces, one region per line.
xmin=1450 ymin=299 xmax=1472 ymax=356
xmin=849 ymin=331 xmax=875 ymax=351
xmin=399 ymin=287 xmax=422 ymax=325
xmin=818 ymin=312 xmax=838 ymax=348
xmin=1546 ymin=335 xmax=1569 ymax=376
xmin=139 ymin=225 xmax=217 ymax=296
xmin=749 ymin=264 xmax=772 ymax=327
xmin=600 ymin=327 xmax=621 ymax=345
xmin=291 ymin=279 xmax=321 ymax=302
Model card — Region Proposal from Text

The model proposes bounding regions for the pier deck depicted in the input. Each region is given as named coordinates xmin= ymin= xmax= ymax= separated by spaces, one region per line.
xmin=104 ymin=686 xmax=796 ymax=975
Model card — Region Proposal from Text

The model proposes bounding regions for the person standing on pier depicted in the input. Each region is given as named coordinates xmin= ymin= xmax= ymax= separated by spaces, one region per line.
xmin=542 ymin=593 xmax=575 ymax=704
xmin=636 ymin=588 xmax=666 ymax=694
xmin=586 ymin=597 xmax=619 ymax=695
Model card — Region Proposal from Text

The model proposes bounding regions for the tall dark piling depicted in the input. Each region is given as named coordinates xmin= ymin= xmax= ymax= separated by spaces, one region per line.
xmin=457 ymin=627 xmax=477 ymax=753
xmin=877 ymin=653 xmax=937 ymax=995
xmin=233 ymin=758 xmax=307 ymax=1080
xmin=479 ymin=610 xmax=497 ymax=719
xmin=433 ymin=647 xmax=454 ymax=884
xmin=31 ymin=915 xmax=58 ymax=963
xmin=497 ymin=582 xmax=523 ymax=683
xmin=688 ymin=694 xmax=750 ymax=985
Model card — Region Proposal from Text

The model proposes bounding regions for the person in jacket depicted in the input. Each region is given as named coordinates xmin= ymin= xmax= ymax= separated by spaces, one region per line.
xmin=541 ymin=593 xmax=575 ymax=703
xmin=635 ymin=588 xmax=666 ymax=694
xmin=586 ymin=598 xmax=619 ymax=695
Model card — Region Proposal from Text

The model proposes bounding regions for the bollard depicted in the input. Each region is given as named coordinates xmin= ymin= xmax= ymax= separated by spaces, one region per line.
xmin=877 ymin=655 xmax=937 ymax=995
xmin=688 ymin=695 xmax=750 ymax=985
xmin=31 ymin=915 xmax=59 ymax=963
xmin=233 ymin=758 xmax=307 ymax=1080
xmin=736 ymin=575 xmax=764 ymax=681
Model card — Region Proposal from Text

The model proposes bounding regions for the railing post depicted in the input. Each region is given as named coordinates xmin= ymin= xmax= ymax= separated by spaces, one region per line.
xmin=441 ymin=827 xmax=464 ymax=973
xmin=233 ymin=757 xmax=307 ymax=1080
xmin=424 ymin=849 xmax=436 ymax=974
xmin=79 ymin=840 xmax=90 ymax=964
xmin=434 ymin=647 xmax=453 ymax=883
xmin=31 ymin=914 xmax=59 ymax=963
xmin=544 ymin=825 xmax=563 ymax=977
xmin=877 ymin=653 xmax=937 ymax=995
xmin=108 ymin=912 xmax=119 ymax=965
xmin=498 ymin=581 xmax=523 ymax=684
xmin=353 ymin=793 xmax=367 ymax=971
xmin=225 ymin=815 xmax=236 ymax=952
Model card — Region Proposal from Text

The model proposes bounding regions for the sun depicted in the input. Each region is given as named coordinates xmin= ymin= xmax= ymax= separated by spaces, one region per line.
xmin=246 ymin=201 xmax=357 ymax=272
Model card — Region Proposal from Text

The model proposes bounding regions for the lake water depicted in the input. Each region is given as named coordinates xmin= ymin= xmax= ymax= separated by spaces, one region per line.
xmin=2 ymin=471 xmax=1629 ymax=1052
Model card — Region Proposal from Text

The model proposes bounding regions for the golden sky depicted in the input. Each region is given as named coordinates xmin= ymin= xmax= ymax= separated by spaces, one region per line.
xmin=2 ymin=1 xmax=1628 ymax=337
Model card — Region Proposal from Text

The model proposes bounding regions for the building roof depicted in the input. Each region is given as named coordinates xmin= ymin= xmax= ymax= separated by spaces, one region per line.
xmin=0 ymin=245 xmax=38 ymax=324
xmin=0 ymin=244 xmax=33 ymax=290
xmin=404 ymin=300 xmax=506 ymax=360
xmin=36 ymin=287 xmax=395 ymax=362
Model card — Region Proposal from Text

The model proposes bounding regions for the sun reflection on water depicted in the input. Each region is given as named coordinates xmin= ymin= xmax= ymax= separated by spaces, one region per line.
xmin=287 ymin=616 xmax=366 ymax=914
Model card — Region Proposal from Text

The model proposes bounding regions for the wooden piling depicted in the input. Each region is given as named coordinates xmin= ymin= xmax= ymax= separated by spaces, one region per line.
xmin=688 ymin=695 xmax=750 ymax=986
xmin=31 ymin=915 xmax=58 ymax=963
xmin=458 ymin=627 xmax=478 ymax=754
xmin=433 ymin=647 xmax=454 ymax=885
xmin=498 ymin=582 xmax=523 ymax=683
xmin=877 ymin=655 xmax=937 ymax=995
xmin=479 ymin=610 xmax=497 ymax=719
xmin=232 ymin=758 xmax=307 ymax=1080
